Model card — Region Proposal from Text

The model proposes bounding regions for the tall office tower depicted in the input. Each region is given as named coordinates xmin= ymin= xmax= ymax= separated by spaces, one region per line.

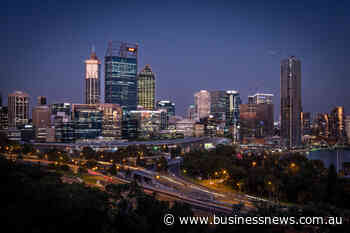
xmin=137 ymin=65 xmax=155 ymax=110
xmin=329 ymin=106 xmax=346 ymax=141
xmin=187 ymin=105 xmax=196 ymax=120
xmin=0 ymin=92 xmax=2 ymax=106
xmin=345 ymin=116 xmax=350 ymax=144
xmin=249 ymin=93 xmax=273 ymax=104
xmin=8 ymin=91 xmax=29 ymax=127
xmin=105 ymin=41 xmax=138 ymax=111
xmin=37 ymin=96 xmax=47 ymax=106
xmin=312 ymin=113 xmax=330 ymax=138
xmin=225 ymin=90 xmax=241 ymax=143
xmin=194 ymin=90 xmax=210 ymax=121
xmin=127 ymin=109 xmax=167 ymax=139
xmin=50 ymin=103 xmax=74 ymax=142
xmin=157 ymin=100 xmax=175 ymax=119
xmin=210 ymin=90 xmax=227 ymax=122
xmin=97 ymin=103 xmax=123 ymax=139
xmin=281 ymin=56 xmax=302 ymax=147
xmin=0 ymin=106 xmax=8 ymax=130
xmin=85 ymin=48 xmax=101 ymax=104
xmin=72 ymin=104 xmax=103 ymax=140
xmin=301 ymin=112 xmax=312 ymax=136
xmin=32 ymin=105 xmax=50 ymax=142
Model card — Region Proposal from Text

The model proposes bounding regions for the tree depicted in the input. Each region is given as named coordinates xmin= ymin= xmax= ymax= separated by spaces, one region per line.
xmin=326 ymin=164 xmax=338 ymax=204
xmin=155 ymin=157 xmax=168 ymax=172
xmin=21 ymin=143 xmax=34 ymax=155
xmin=81 ymin=146 xmax=96 ymax=160
xmin=108 ymin=164 xmax=117 ymax=176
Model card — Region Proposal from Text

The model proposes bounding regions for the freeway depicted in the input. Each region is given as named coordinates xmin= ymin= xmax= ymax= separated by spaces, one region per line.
xmin=3 ymin=154 xmax=258 ymax=214
xmin=88 ymin=169 xmax=234 ymax=214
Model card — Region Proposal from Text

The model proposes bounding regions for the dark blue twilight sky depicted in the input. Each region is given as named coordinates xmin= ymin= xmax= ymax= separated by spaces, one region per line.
xmin=1 ymin=0 xmax=349 ymax=118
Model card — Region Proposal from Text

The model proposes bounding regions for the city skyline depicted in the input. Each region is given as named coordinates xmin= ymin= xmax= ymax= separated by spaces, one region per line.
xmin=1 ymin=0 xmax=350 ymax=117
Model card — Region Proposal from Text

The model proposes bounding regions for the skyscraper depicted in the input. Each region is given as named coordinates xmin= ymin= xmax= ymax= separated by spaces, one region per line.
xmin=210 ymin=90 xmax=227 ymax=122
xmin=37 ymin=96 xmax=47 ymax=106
xmin=137 ymin=65 xmax=155 ymax=110
xmin=32 ymin=105 xmax=50 ymax=142
xmin=97 ymin=103 xmax=123 ymax=139
xmin=249 ymin=93 xmax=273 ymax=105
xmin=8 ymin=91 xmax=29 ymax=127
xmin=105 ymin=41 xmax=138 ymax=111
xmin=85 ymin=48 xmax=101 ymax=104
xmin=225 ymin=90 xmax=241 ymax=143
xmin=280 ymin=56 xmax=302 ymax=147
xmin=50 ymin=103 xmax=74 ymax=143
xmin=0 ymin=106 xmax=8 ymax=130
xmin=187 ymin=105 xmax=196 ymax=120
xmin=194 ymin=90 xmax=210 ymax=121
xmin=329 ymin=106 xmax=346 ymax=141
xmin=345 ymin=116 xmax=350 ymax=144
xmin=72 ymin=104 xmax=103 ymax=140
xmin=157 ymin=100 xmax=175 ymax=117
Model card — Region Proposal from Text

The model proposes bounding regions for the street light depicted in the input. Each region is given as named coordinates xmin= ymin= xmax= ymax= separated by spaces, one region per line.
xmin=252 ymin=161 xmax=257 ymax=167
xmin=290 ymin=162 xmax=296 ymax=168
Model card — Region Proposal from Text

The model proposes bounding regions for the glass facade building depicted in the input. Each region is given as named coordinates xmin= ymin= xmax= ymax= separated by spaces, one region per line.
xmin=105 ymin=41 xmax=138 ymax=111
xmin=138 ymin=65 xmax=155 ymax=110
xmin=281 ymin=56 xmax=302 ymax=147
xmin=210 ymin=90 xmax=227 ymax=122
xmin=72 ymin=104 xmax=103 ymax=140
xmin=225 ymin=90 xmax=241 ymax=143
xmin=97 ymin=103 xmax=123 ymax=140
xmin=50 ymin=103 xmax=74 ymax=142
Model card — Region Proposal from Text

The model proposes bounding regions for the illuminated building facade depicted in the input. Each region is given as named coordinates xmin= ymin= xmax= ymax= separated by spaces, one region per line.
xmin=187 ymin=105 xmax=196 ymax=120
xmin=0 ymin=106 xmax=8 ymax=130
xmin=97 ymin=103 xmax=123 ymax=139
xmin=281 ymin=56 xmax=302 ymax=147
xmin=312 ymin=113 xmax=330 ymax=138
xmin=50 ymin=103 xmax=74 ymax=142
xmin=127 ymin=109 xmax=167 ymax=139
xmin=345 ymin=116 xmax=350 ymax=144
xmin=105 ymin=41 xmax=138 ymax=111
xmin=301 ymin=112 xmax=312 ymax=136
xmin=194 ymin=90 xmax=210 ymax=121
xmin=85 ymin=49 xmax=101 ymax=104
xmin=225 ymin=90 xmax=241 ymax=143
xmin=137 ymin=65 xmax=155 ymax=110
xmin=210 ymin=90 xmax=227 ymax=122
xmin=157 ymin=100 xmax=175 ymax=129
xmin=329 ymin=106 xmax=346 ymax=141
xmin=249 ymin=93 xmax=273 ymax=105
xmin=32 ymin=105 xmax=51 ymax=142
xmin=37 ymin=96 xmax=47 ymax=106
xmin=72 ymin=104 xmax=103 ymax=140
xmin=8 ymin=91 xmax=29 ymax=127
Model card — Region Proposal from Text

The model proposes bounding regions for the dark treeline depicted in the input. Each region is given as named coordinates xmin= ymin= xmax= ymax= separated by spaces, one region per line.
xmin=182 ymin=145 xmax=350 ymax=209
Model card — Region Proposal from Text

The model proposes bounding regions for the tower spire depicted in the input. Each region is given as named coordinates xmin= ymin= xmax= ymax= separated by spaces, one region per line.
xmin=90 ymin=44 xmax=97 ymax=60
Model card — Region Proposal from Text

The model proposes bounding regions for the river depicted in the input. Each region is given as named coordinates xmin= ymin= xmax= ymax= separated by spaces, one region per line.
xmin=308 ymin=149 xmax=350 ymax=173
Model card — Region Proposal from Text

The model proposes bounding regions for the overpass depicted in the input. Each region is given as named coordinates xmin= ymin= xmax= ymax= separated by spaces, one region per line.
xmin=33 ymin=137 xmax=211 ymax=153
